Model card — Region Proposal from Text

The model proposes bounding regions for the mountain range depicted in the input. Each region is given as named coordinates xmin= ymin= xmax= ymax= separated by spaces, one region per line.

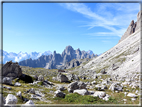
xmin=0 ymin=48 xmax=95 ymax=65
xmin=0 ymin=50 xmax=52 ymax=64
xmin=18 ymin=46 xmax=96 ymax=69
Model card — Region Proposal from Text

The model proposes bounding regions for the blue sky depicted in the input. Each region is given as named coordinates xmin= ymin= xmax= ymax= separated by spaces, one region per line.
xmin=3 ymin=2 xmax=140 ymax=54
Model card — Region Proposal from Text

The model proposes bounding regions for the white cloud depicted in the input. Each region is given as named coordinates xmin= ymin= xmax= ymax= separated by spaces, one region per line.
xmin=60 ymin=3 xmax=139 ymax=37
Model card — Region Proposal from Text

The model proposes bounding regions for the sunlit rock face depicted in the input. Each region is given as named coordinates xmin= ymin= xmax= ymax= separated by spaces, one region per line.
xmin=119 ymin=10 xmax=142 ymax=43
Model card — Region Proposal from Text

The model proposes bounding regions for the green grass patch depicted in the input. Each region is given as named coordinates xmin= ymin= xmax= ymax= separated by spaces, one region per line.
xmin=37 ymin=81 xmax=43 ymax=85
xmin=53 ymin=93 xmax=118 ymax=104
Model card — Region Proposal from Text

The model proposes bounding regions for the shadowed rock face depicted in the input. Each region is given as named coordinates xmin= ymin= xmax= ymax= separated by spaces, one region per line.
xmin=2 ymin=61 xmax=22 ymax=79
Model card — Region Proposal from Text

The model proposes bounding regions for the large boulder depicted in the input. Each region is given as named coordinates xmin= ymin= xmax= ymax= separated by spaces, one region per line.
xmin=57 ymin=73 xmax=68 ymax=82
xmin=5 ymin=94 xmax=17 ymax=105
xmin=73 ymin=89 xmax=89 ymax=95
xmin=67 ymin=81 xmax=87 ymax=93
xmin=2 ymin=61 xmax=22 ymax=79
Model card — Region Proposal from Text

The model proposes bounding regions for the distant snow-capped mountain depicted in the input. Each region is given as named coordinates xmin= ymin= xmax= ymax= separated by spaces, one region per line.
xmin=0 ymin=50 xmax=52 ymax=64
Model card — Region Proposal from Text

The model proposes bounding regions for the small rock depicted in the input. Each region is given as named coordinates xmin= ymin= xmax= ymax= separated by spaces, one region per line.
xmin=14 ymin=82 xmax=21 ymax=86
xmin=127 ymin=93 xmax=137 ymax=98
xmin=91 ymin=80 xmax=97 ymax=85
xmin=123 ymin=99 xmax=127 ymax=102
xmin=100 ymin=69 xmax=106 ymax=74
xmin=102 ymin=80 xmax=109 ymax=85
xmin=30 ymin=94 xmax=39 ymax=100
xmin=3 ymin=86 xmax=12 ymax=90
xmin=28 ymin=88 xmax=35 ymax=94
xmin=2 ymin=77 xmax=12 ymax=85
xmin=57 ymin=85 xmax=66 ymax=91
xmin=16 ymin=91 xmax=22 ymax=98
xmin=107 ymin=78 xmax=112 ymax=81
xmin=124 ymin=92 xmax=128 ymax=96
xmin=93 ymin=74 xmax=98 ymax=79
xmin=131 ymin=98 xmax=136 ymax=101
xmin=103 ymin=96 xmax=109 ymax=101
xmin=21 ymin=100 xmax=35 ymax=107
xmin=38 ymin=75 xmax=44 ymax=82
xmin=52 ymin=77 xmax=57 ymax=81
xmin=135 ymin=90 xmax=139 ymax=94
xmin=89 ymin=91 xmax=95 ymax=95
xmin=93 ymin=91 xmax=106 ymax=98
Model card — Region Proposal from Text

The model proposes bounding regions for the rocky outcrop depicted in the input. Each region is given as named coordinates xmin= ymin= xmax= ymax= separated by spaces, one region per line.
xmin=67 ymin=81 xmax=87 ymax=93
xmin=57 ymin=73 xmax=68 ymax=83
xmin=119 ymin=10 xmax=142 ymax=43
xmin=64 ymin=58 xmax=93 ymax=69
xmin=66 ymin=73 xmax=79 ymax=81
xmin=19 ymin=45 xmax=96 ymax=69
xmin=2 ymin=61 xmax=22 ymax=79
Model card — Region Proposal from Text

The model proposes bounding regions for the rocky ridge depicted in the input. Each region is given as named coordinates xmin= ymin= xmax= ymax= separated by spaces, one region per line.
xmin=119 ymin=10 xmax=142 ymax=43
xmin=19 ymin=46 xmax=96 ymax=69
xmin=80 ymin=10 xmax=141 ymax=82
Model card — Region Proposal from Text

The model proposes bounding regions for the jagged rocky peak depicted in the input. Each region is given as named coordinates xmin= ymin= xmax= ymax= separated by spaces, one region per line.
xmin=76 ymin=48 xmax=81 ymax=54
xmin=119 ymin=10 xmax=142 ymax=43
xmin=62 ymin=45 xmax=74 ymax=56
xmin=65 ymin=45 xmax=74 ymax=52
xmin=53 ymin=51 xmax=56 ymax=56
